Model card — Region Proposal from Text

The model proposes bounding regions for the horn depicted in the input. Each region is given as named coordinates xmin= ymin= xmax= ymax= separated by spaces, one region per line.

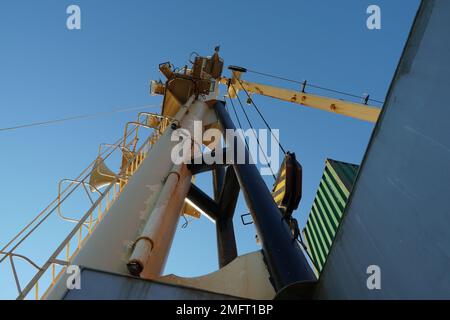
xmin=89 ymin=157 xmax=117 ymax=192
xmin=121 ymin=149 xmax=135 ymax=170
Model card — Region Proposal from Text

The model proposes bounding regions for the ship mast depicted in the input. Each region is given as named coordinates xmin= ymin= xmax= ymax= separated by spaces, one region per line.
xmin=3 ymin=47 xmax=379 ymax=300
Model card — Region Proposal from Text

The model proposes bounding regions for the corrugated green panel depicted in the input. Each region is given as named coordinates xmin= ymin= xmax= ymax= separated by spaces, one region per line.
xmin=306 ymin=220 xmax=325 ymax=268
xmin=328 ymin=159 xmax=359 ymax=194
xmin=303 ymin=159 xmax=359 ymax=274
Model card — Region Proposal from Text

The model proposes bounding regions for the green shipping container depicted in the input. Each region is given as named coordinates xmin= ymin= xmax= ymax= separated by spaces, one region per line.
xmin=302 ymin=159 xmax=359 ymax=274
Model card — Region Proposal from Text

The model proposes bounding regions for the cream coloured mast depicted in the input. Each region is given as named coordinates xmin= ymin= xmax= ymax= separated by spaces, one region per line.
xmin=1 ymin=47 xmax=379 ymax=300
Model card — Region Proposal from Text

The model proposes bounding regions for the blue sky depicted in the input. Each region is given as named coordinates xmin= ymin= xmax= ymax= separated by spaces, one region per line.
xmin=0 ymin=0 xmax=420 ymax=299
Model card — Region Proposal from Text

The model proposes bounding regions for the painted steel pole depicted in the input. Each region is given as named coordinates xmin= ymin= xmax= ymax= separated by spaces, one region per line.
xmin=127 ymin=164 xmax=182 ymax=276
xmin=214 ymin=100 xmax=316 ymax=292
xmin=127 ymin=164 xmax=192 ymax=278
xmin=124 ymin=99 xmax=212 ymax=278
xmin=45 ymin=98 xmax=211 ymax=299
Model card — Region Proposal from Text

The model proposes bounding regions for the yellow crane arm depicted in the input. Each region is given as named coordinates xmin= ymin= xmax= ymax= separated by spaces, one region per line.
xmin=219 ymin=77 xmax=381 ymax=123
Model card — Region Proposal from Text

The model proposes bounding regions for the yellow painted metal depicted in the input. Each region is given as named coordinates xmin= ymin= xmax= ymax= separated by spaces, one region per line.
xmin=274 ymin=175 xmax=286 ymax=193
xmin=51 ymin=264 xmax=55 ymax=284
xmin=226 ymin=69 xmax=244 ymax=99
xmin=273 ymin=192 xmax=285 ymax=204
xmin=272 ymin=165 xmax=286 ymax=207
xmin=78 ymin=227 xmax=82 ymax=249
xmin=220 ymin=77 xmax=381 ymax=123
xmin=181 ymin=175 xmax=201 ymax=219
xmin=35 ymin=282 xmax=39 ymax=300
xmin=182 ymin=201 xmax=201 ymax=219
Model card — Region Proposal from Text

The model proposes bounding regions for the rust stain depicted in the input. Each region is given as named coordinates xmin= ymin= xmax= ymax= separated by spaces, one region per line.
xmin=254 ymin=86 xmax=264 ymax=95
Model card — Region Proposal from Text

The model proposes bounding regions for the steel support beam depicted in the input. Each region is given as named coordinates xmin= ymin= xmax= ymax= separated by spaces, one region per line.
xmin=212 ymin=166 xmax=225 ymax=201
xmin=186 ymin=184 xmax=219 ymax=221
xmin=215 ymin=166 xmax=239 ymax=267
xmin=214 ymin=100 xmax=316 ymax=292
xmin=186 ymin=166 xmax=239 ymax=268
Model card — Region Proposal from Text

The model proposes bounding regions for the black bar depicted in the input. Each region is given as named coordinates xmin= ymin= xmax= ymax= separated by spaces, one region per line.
xmin=188 ymin=162 xmax=225 ymax=175
xmin=216 ymin=166 xmax=239 ymax=267
xmin=187 ymin=165 xmax=239 ymax=267
xmin=212 ymin=166 xmax=225 ymax=201
xmin=214 ymin=100 xmax=316 ymax=292
xmin=186 ymin=184 xmax=219 ymax=221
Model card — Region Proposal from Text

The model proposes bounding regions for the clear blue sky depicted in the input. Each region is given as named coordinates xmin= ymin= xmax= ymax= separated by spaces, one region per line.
xmin=0 ymin=0 xmax=420 ymax=299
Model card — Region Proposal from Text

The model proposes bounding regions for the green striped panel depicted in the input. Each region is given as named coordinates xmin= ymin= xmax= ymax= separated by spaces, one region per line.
xmin=303 ymin=159 xmax=359 ymax=274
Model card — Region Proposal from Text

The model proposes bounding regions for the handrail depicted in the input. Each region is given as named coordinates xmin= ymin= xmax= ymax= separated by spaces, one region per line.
xmin=17 ymin=176 xmax=119 ymax=300
xmin=0 ymin=251 xmax=42 ymax=270
xmin=13 ymin=125 xmax=164 ymax=300
xmin=126 ymin=113 xmax=178 ymax=152
xmin=0 ymin=134 xmax=129 ymax=260
xmin=0 ymin=124 xmax=142 ymax=260
xmin=56 ymin=179 xmax=103 ymax=225
xmin=0 ymin=140 xmax=122 ymax=262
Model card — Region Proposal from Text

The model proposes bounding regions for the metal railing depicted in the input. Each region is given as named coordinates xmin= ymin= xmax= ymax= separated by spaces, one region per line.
xmin=0 ymin=112 xmax=173 ymax=300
